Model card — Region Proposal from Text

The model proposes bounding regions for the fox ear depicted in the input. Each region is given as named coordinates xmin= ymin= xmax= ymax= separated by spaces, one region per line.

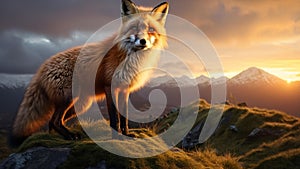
xmin=121 ymin=0 xmax=139 ymax=19
xmin=151 ymin=2 xmax=169 ymax=25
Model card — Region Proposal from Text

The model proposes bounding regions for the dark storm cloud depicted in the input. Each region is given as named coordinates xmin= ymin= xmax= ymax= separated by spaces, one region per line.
xmin=0 ymin=0 xmax=169 ymax=37
xmin=0 ymin=30 xmax=90 ymax=74
xmin=0 ymin=0 xmax=119 ymax=36
xmin=0 ymin=0 xmax=171 ymax=74
xmin=0 ymin=31 xmax=41 ymax=74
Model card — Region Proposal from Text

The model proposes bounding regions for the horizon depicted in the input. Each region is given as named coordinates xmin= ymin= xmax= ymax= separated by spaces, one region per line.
xmin=196 ymin=67 xmax=300 ymax=82
xmin=150 ymin=66 xmax=300 ymax=83
xmin=1 ymin=66 xmax=299 ymax=83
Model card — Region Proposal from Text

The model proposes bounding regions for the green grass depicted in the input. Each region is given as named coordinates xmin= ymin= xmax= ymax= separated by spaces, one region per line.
xmin=15 ymin=128 xmax=241 ymax=169
xmin=2 ymin=99 xmax=299 ymax=169
xmin=240 ymin=122 xmax=300 ymax=168
xmin=154 ymin=100 xmax=300 ymax=168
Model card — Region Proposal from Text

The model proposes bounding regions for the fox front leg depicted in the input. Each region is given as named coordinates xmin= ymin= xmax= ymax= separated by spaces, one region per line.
xmin=104 ymin=86 xmax=121 ymax=139
xmin=117 ymin=89 xmax=130 ymax=136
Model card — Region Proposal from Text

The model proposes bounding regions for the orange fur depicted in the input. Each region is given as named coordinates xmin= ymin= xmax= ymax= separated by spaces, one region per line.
xmin=11 ymin=0 xmax=169 ymax=143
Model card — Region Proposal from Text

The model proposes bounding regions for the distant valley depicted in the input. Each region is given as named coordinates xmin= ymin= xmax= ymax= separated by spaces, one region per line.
xmin=140 ymin=67 xmax=300 ymax=117
xmin=0 ymin=67 xmax=299 ymax=129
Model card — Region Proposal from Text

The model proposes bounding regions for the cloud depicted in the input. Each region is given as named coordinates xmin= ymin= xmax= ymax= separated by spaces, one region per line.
xmin=0 ymin=0 xmax=169 ymax=74
xmin=1 ymin=0 xmax=299 ymax=43
xmin=0 ymin=0 xmax=299 ymax=77
xmin=0 ymin=0 xmax=169 ymax=37
xmin=169 ymin=0 xmax=300 ymax=46
xmin=0 ymin=0 xmax=119 ymax=36
xmin=0 ymin=30 xmax=90 ymax=74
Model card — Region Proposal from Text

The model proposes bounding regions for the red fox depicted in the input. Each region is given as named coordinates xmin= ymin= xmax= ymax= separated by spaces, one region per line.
xmin=11 ymin=0 xmax=169 ymax=144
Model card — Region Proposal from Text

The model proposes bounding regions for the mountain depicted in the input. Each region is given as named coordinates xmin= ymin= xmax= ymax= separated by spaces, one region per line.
xmin=147 ymin=75 xmax=197 ymax=87
xmin=225 ymin=67 xmax=300 ymax=117
xmin=147 ymin=75 xmax=173 ymax=87
xmin=143 ymin=67 xmax=300 ymax=117
xmin=0 ymin=66 xmax=299 ymax=129
xmin=148 ymin=74 xmax=228 ymax=88
xmin=211 ymin=76 xmax=229 ymax=85
xmin=0 ymin=67 xmax=291 ymax=90
xmin=149 ymin=67 xmax=288 ymax=87
xmin=0 ymin=73 xmax=33 ymax=89
xmin=229 ymin=67 xmax=286 ymax=86
xmin=0 ymin=74 xmax=33 ymax=129
xmin=195 ymin=75 xmax=210 ymax=84
xmin=148 ymin=67 xmax=287 ymax=87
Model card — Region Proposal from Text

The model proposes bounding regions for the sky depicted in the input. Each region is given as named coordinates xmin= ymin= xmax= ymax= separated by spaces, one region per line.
xmin=0 ymin=0 xmax=300 ymax=82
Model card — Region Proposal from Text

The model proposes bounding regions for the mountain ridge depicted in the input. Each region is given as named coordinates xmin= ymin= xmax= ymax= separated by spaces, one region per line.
xmin=0 ymin=73 xmax=33 ymax=89
xmin=148 ymin=67 xmax=291 ymax=87
xmin=0 ymin=67 xmax=295 ymax=88
xmin=0 ymin=67 xmax=299 ymax=118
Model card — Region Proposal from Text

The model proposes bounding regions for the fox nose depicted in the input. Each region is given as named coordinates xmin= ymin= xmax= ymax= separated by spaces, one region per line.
xmin=139 ymin=39 xmax=146 ymax=46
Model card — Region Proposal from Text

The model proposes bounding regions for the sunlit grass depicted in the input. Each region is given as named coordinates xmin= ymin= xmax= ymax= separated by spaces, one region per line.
xmin=15 ymin=127 xmax=242 ymax=169
xmin=2 ymin=99 xmax=299 ymax=169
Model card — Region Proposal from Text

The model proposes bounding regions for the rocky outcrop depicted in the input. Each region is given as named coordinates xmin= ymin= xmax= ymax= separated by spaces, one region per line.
xmin=247 ymin=128 xmax=285 ymax=138
xmin=182 ymin=121 xmax=204 ymax=149
xmin=0 ymin=147 xmax=70 ymax=169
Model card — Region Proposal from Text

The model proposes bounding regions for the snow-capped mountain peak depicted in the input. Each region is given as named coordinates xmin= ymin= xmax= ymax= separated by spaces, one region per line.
xmin=148 ymin=74 xmax=226 ymax=88
xmin=229 ymin=67 xmax=285 ymax=86
xmin=195 ymin=75 xmax=210 ymax=84
xmin=146 ymin=75 xmax=173 ymax=87
xmin=147 ymin=75 xmax=197 ymax=87
xmin=0 ymin=73 xmax=33 ymax=89
xmin=211 ymin=76 xmax=229 ymax=85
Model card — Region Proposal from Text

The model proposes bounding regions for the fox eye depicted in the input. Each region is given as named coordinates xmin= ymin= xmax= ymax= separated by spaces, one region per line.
xmin=149 ymin=27 xmax=155 ymax=33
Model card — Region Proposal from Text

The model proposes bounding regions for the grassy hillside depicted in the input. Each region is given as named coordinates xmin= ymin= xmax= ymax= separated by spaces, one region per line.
xmin=12 ymin=129 xmax=240 ymax=169
xmin=1 ymin=99 xmax=299 ymax=169
xmin=155 ymin=100 xmax=300 ymax=168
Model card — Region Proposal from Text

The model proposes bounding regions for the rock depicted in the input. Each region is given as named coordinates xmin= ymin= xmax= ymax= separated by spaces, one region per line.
xmin=229 ymin=125 xmax=238 ymax=132
xmin=86 ymin=160 xmax=106 ymax=169
xmin=223 ymin=101 xmax=231 ymax=105
xmin=248 ymin=128 xmax=262 ymax=137
xmin=247 ymin=128 xmax=284 ymax=138
xmin=170 ymin=107 xmax=179 ymax=113
xmin=237 ymin=102 xmax=247 ymax=107
xmin=0 ymin=147 xmax=70 ymax=169
xmin=182 ymin=120 xmax=204 ymax=149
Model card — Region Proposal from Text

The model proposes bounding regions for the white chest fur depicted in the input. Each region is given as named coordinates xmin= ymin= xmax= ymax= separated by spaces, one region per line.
xmin=113 ymin=50 xmax=160 ymax=91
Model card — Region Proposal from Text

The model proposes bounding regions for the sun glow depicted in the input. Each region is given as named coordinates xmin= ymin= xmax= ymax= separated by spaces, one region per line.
xmin=257 ymin=68 xmax=300 ymax=82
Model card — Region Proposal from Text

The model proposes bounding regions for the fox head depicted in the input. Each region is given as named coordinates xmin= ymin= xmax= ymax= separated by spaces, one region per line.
xmin=116 ymin=0 xmax=169 ymax=52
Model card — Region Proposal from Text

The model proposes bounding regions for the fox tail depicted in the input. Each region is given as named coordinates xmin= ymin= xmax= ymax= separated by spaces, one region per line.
xmin=9 ymin=80 xmax=54 ymax=147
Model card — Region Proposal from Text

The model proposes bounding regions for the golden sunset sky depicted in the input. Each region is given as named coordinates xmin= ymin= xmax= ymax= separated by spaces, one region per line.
xmin=171 ymin=0 xmax=300 ymax=81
